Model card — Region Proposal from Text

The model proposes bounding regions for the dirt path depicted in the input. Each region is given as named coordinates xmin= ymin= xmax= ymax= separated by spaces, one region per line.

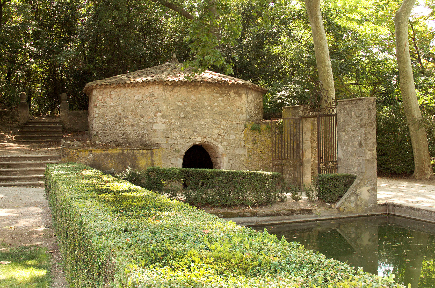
xmin=0 ymin=187 xmax=68 ymax=287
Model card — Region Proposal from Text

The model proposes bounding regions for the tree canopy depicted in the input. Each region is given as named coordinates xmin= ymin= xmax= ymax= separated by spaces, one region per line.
xmin=1 ymin=0 xmax=435 ymax=176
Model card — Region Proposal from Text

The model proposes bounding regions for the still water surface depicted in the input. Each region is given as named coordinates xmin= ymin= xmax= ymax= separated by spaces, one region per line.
xmin=250 ymin=216 xmax=435 ymax=287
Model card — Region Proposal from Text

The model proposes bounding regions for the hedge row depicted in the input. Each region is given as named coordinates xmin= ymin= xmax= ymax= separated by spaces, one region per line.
xmin=45 ymin=163 xmax=402 ymax=287
xmin=119 ymin=167 xmax=286 ymax=207
xmin=315 ymin=173 xmax=357 ymax=203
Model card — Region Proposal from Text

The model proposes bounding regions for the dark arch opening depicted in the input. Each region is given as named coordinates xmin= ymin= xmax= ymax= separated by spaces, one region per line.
xmin=182 ymin=145 xmax=214 ymax=169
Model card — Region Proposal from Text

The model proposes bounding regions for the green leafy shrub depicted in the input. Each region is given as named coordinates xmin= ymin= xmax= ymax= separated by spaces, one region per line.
xmin=315 ymin=173 xmax=357 ymax=203
xmin=303 ymin=185 xmax=317 ymax=201
xmin=250 ymin=123 xmax=262 ymax=132
xmin=115 ymin=167 xmax=147 ymax=187
xmin=377 ymin=103 xmax=435 ymax=176
xmin=45 ymin=163 xmax=402 ymax=287
xmin=377 ymin=104 xmax=415 ymax=176
xmin=144 ymin=167 xmax=286 ymax=207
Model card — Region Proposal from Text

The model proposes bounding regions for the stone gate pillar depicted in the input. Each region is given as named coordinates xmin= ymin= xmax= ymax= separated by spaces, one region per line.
xmin=18 ymin=92 xmax=29 ymax=125
xmin=60 ymin=93 xmax=69 ymax=122
xmin=336 ymin=97 xmax=377 ymax=212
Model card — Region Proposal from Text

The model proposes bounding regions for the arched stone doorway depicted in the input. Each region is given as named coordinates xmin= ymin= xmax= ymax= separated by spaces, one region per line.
xmin=182 ymin=144 xmax=218 ymax=169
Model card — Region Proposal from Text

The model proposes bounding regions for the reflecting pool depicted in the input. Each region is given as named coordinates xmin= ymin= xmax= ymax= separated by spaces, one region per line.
xmin=249 ymin=216 xmax=435 ymax=287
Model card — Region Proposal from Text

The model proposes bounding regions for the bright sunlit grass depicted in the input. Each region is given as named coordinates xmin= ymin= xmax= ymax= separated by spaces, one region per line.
xmin=0 ymin=246 xmax=51 ymax=287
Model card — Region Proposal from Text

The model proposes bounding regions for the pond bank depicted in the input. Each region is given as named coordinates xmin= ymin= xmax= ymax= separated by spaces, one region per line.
xmin=204 ymin=177 xmax=435 ymax=225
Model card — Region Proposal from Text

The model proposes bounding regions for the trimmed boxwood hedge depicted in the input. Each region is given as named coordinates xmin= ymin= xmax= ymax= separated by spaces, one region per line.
xmin=46 ymin=163 xmax=401 ymax=287
xmin=144 ymin=167 xmax=286 ymax=207
xmin=315 ymin=173 xmax=357 ymax=203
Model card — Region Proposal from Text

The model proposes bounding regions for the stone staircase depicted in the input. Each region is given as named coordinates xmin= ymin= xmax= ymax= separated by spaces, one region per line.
xmin=14 ymin=118 xmax=63 ymax=144
xmin=0 ymin=117 xmax=63 ymax=187
xmin=0 ymin=154 xmax=61 ymax=187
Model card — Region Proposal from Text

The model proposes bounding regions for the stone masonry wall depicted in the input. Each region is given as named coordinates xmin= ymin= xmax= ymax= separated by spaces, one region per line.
xmin=88 ymin=82 xmax=264 ymax=171
xmin=61 ymin=110 xmax=88 ymax=131
xmin=244 ymin=122 xmax=273 ymax=172
xmin=336 ymin=97 xmax=377 ymax=212
xmin=61 ymin=147 xmax=163 ymax=174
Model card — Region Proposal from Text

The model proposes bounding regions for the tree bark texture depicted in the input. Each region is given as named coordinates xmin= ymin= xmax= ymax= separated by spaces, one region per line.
xmin=395 ymin=0 xmax=433 ymax=179
xmin=304 ymin=0 xmax=335 ymax=110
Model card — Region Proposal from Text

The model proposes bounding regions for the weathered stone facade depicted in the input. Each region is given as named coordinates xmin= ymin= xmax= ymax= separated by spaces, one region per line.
xmin=336 ymin=97 xmax=377 ymax=212
xmin=62 ymin=147 xmax=162 ymax=174
xmin=243 ymin=122 xmax=274 ymax=172
xmin=84 ymin=63 xmax=266 ymax=171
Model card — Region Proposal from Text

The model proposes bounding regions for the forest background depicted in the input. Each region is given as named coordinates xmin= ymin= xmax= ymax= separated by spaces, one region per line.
xmin=1 ymin=0 xmax=435 ymax=177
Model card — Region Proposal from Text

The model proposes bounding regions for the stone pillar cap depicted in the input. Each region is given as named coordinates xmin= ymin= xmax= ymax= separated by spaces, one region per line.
xmin=20 ymin=92 xmax=27 ymax=102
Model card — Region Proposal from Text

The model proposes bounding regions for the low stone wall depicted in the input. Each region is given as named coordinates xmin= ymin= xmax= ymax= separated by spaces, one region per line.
xmin=59 ymin=93 xmax=89 ymax=131
xmin=61 ymin=110 xmax=89 ymax=131
xmin=61 ymin=147 xmax=163 ymax=174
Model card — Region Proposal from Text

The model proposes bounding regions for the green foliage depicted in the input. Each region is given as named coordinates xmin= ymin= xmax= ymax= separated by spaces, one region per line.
xmin=116 ymin=167 xmax=147 ymax=188
xmin=250 ymin=123 xmax=262 ymax=132
xmin=304 ymin=185 xmax=318 ymax=202
xmin=286 ymin=184 xmax=302 ymax=202
xmin=315 ymin=173 xmax=357 ymax=204
xmin=144 ymin=167 xmax=286 ymax=207
xmin=377 ymin=104 xmax=415 ymax=176
xmin=2 ymin=0 xmax=434 ymax=123
xmin=377 ymin=102 xmax=435 ymax=176
xmin=45 ymin=163 xmax=402 ymax=287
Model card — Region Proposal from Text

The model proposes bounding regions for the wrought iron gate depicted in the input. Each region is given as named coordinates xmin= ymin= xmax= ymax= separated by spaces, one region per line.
xmin=272 ymin=118 xmax=302 ymax=186
xmin=317 ymin=112 xmax=338 ymax=174
xmin=271 ymin=107 xmax=338 ymax=186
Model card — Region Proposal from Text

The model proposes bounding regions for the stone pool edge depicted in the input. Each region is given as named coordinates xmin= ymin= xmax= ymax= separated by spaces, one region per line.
xmin=220 ymin=203 xmax=435 ymax=226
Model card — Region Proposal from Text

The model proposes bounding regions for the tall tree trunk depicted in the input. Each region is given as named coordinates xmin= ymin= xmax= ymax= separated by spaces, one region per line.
xmin=395 ymin=0 xmax=433 ymax=179
xmin=304 ymin=0 xmax=335 ymax=110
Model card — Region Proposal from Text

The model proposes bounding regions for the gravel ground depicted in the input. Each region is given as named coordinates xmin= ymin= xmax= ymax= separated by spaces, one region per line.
xmin=377 ymin=177 xmax=435 ymax=211
xmin=0 ymin=187 xmax=68 ymax=287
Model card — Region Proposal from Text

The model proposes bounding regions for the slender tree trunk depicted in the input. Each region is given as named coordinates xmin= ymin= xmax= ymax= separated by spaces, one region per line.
xmin=304 ymin=0 xmax=335 ymax=109
xmin=395 ymin=0 xmax=433 ymax=179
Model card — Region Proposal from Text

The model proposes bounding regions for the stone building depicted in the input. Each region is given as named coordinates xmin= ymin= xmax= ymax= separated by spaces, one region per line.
xmin=83 ymin=62 xmax=267 ymax=170
xmin=71 ymin=62 xmax=377 ymax=212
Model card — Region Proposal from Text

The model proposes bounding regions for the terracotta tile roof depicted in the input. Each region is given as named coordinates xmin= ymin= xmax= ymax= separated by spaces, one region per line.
xmin=83 ymin=62 xmax=267 ymax=93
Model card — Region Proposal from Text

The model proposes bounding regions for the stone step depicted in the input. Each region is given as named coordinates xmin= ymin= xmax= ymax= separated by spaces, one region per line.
xmin=0 ymin=155 xmax=61 ymax=162
xmin=0 ymin=174 xmax=45 ymax=183
xmin=0 ymin=167 xmax=46 ymax=176
xmin=19 ymin=126 xmax=63 ymax=132
xmin=0 ymin=181 xmax=44 ymax=188
xmin=15 ymin=134 xmax=63 ymax=141
xmin=25 ymin=118 xmax=61 ymax=123
xmin=0 ymin=160 xmax=59 ymax=169
xmin=27 ymin=119 xmax=61 ymax=125
xmin=22 ymin=120 xmax=62 ymax=124
xmin=15 ymin=119 xmax=63 ymax=143
xmin=15 ymin=139 xmax=62 ymax=144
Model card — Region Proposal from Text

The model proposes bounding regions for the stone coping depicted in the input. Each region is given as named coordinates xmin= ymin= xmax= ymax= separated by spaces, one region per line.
xmin=220 ymin=203 xmax=435 ymax=226
xmin=61 ymin=145 xmax=158 ymax=150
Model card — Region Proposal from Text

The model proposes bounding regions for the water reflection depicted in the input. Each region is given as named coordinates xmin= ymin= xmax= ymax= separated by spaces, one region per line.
xmin=249 ymin=216 xmax=435 ymax=287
